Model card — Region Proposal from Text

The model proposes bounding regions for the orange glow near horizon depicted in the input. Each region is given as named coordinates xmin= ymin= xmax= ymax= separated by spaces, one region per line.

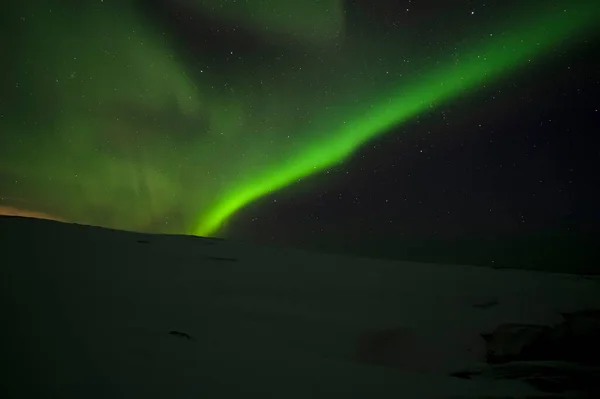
xmin=0 ymin=206 xmax=66 ymax=222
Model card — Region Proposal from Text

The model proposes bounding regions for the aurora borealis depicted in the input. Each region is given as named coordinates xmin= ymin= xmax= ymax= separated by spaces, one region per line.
xmin=1 ymin=0 xmax=599 ymax=239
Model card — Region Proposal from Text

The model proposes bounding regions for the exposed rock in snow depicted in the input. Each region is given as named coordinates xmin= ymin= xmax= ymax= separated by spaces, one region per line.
xmin=482 ymin=323 xmax=552 ymax=364
xmin=453 ymin=310 xmax=600 ymax=396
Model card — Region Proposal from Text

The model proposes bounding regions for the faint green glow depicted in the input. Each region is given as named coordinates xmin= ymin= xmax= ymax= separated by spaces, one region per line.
xmin=0 ymin=1 xmax=597 ymax=236
xmin=185 ymin=0 xmax=346 ymax=45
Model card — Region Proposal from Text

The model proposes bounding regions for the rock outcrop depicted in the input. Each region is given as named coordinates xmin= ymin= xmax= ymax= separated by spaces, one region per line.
xmin=455 ymin=309 xmax=600 ymax=396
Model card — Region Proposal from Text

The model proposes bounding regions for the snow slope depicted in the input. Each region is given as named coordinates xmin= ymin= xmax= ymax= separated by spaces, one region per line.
xmin=1 ymin=216 xmax=598 ymax=398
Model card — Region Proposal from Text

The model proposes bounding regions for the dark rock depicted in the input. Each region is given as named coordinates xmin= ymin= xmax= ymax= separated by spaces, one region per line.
xmin=449 ymin=370 xmax=473 ymax=379
xmin=553 ymin=310 xmax=600 ymax=365
xmin=472 ymin=310 xmax=600 ymax=395
xmin=481 ymin=310 xmax=600 ymax=365
xmin=482 ymin=323 xmax=552 ymax=364
xmin=468 ymin=361 xmax=600 ymax=395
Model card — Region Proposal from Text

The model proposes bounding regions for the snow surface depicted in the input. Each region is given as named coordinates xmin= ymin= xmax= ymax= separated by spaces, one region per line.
xmin=1 ymin=216 xmax=598 ymax=398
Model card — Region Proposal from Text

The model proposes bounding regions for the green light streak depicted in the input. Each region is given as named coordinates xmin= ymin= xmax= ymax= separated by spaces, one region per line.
xmin=194 ymin=3 xmax=599 ymax=236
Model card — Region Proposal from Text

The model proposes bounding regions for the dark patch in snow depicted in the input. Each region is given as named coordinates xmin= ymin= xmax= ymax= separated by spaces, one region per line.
xmin=472 ymin=299 xmax=499 ymax=309
xmin=205 ymin=256 xmax=238 ymax=262
xmin=168 ymin=330 xmax=193 ymax=340
xmin=356 ymin=327 xmax=414 ymax=369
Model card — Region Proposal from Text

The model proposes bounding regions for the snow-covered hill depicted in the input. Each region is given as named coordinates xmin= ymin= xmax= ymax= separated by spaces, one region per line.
xmin=1 ymin=216 xmax=598 ymax=398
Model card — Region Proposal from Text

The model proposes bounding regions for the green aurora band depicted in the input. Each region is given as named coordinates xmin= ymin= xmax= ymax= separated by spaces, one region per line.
xmin=0 ymin=0 xmax=597 ymax=237
xmin=193 ymin=2 xmax=599 ymax=236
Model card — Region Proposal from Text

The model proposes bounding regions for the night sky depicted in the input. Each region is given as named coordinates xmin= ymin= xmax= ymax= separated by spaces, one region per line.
xmin=1 ymin=1 xmax=599 ymax=268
